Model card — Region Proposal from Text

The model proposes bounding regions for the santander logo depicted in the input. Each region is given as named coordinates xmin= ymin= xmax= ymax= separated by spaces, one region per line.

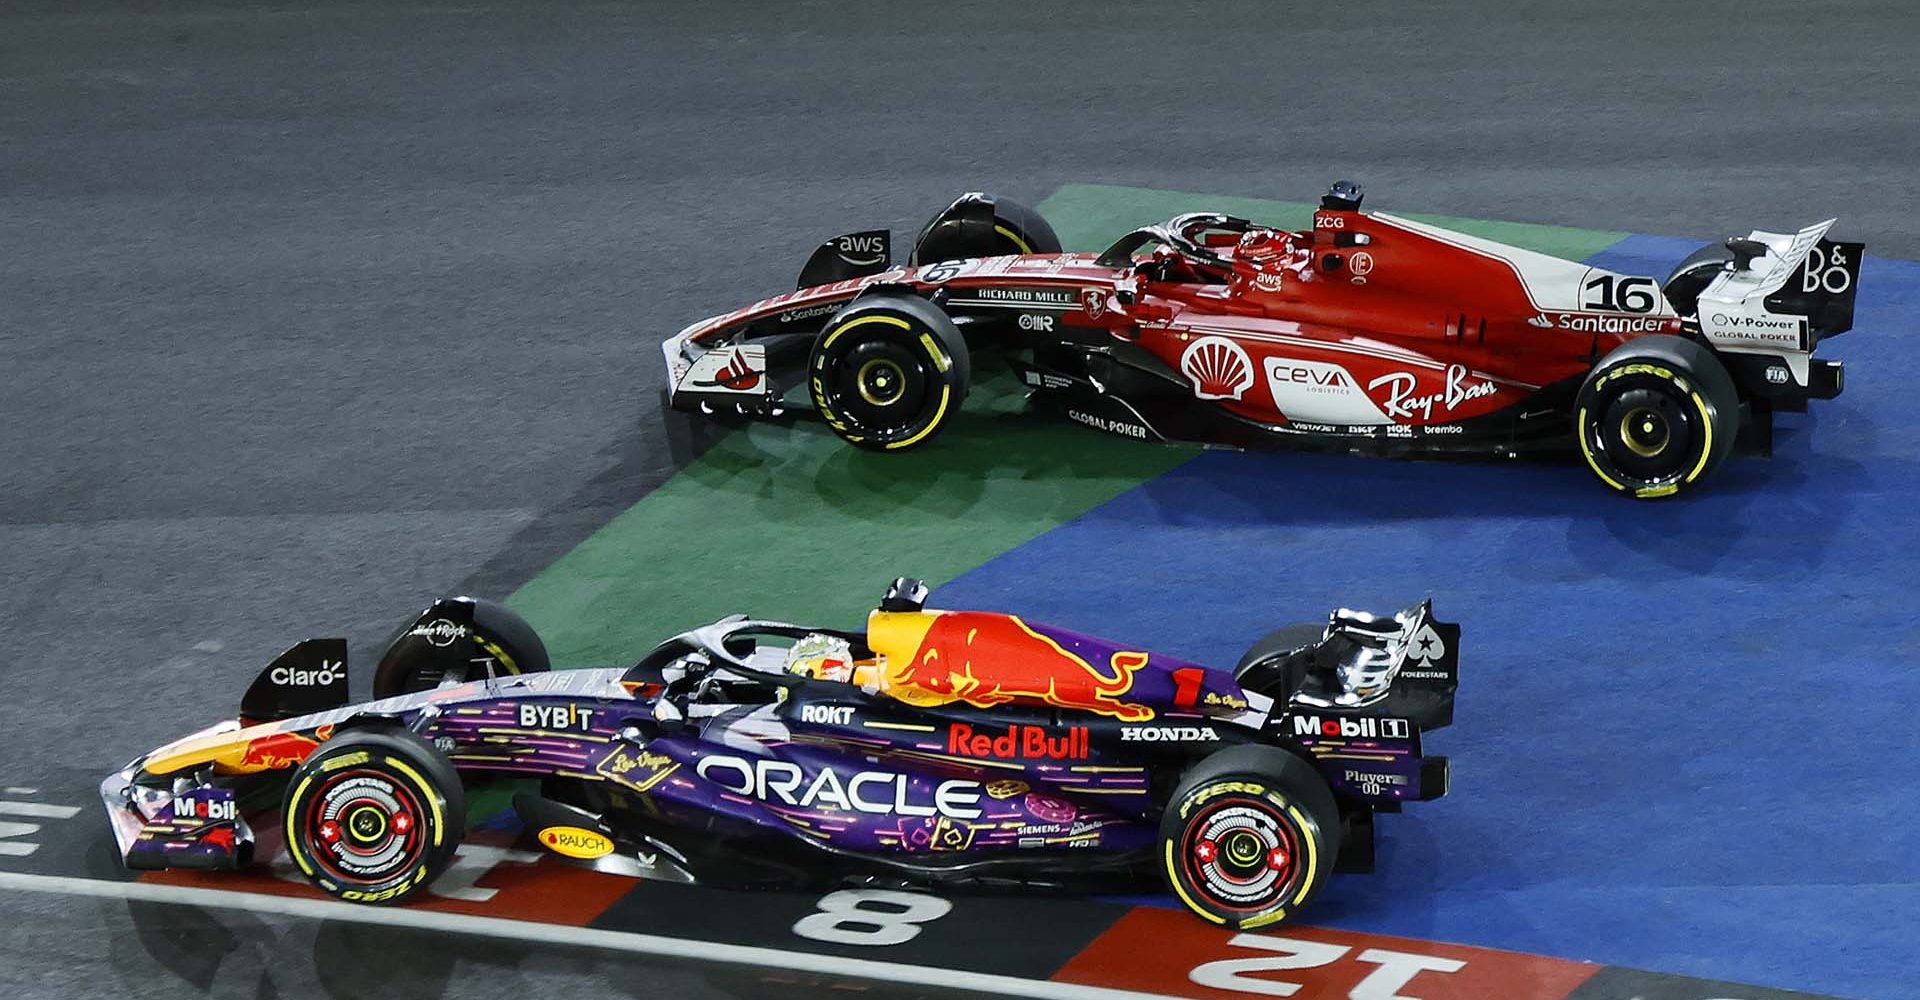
xmin=1179 ymin=336 xmax=1255 ymax=401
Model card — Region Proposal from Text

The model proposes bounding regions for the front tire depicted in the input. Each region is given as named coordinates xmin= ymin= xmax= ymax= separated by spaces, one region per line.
xmin=1575 ymin=335 xmax=1739 ymax=499
xmin=911 ymin=193 xmax=1062 ymax=265
xmin=1160 ymin=745 xmax=1338 ymax=929
xmin=282 ymin=729 xmax=465 ymax=905
xmin=808 ymin=293 xmax=970 ymax=451
xmin=372 ymin=598 xmax=551 ymax=699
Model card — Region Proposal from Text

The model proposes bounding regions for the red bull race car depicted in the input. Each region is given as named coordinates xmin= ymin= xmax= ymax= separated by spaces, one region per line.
xmin=662 ymin=182 xmax=1861 ymax=498
xmin=100 ymin=580 xmax=1458 ymax=928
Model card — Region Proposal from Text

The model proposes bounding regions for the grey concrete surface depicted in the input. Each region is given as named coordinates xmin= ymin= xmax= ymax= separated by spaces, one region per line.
xmin=1 ymin=1 xmax=1914 ymax=997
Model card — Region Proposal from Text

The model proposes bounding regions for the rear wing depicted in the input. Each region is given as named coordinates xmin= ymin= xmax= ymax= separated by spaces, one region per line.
xmin=1698 ymin=220 xmax=1863 ymax=348
xmin=1249 ymin=601 xmax=1459 ymax=732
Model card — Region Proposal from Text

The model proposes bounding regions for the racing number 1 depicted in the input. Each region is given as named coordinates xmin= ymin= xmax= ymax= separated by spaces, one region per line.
xmin=1171 ymin=667 xmax=1206 ymax=708
xmin=792 ymin=889 xmax=954 ymax=946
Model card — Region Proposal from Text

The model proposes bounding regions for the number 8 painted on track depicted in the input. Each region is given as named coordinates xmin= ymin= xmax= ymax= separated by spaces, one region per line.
xmin=792 ymin=889 xmax=954 ymax=946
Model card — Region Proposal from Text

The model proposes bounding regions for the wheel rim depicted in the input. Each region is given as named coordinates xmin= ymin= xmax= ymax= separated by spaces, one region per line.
xmin=1589 ymin=382 xmax=1699 ymax=488
xmin=1181 ymin=795 xmax=1303 ymax=911
xmin=856 ymin=357 xmax=908 ymax=407
xmin=305 ymin=767 xmax=426 ymax=884
xmin=830 ymin=339 xmax=931 ymax=432
xmin=1618 ymin=405 xmax=1671 ymax=458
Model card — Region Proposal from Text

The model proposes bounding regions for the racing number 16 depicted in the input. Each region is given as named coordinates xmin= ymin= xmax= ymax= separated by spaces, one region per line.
xmin=1582 ymin=274 xmax=1659 ymax=313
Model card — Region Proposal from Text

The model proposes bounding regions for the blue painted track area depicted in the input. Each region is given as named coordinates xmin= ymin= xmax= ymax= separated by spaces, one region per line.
xmin=939 ymin=236 xmax=1920 ymax=1000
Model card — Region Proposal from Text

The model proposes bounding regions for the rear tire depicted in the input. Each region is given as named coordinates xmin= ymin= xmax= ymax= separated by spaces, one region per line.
xmin=808 ymin=293 xmax=970 ymax=451
xmin=1234 ymin=624 xmax=1324 ymax=676
xmin=1575 ymin=335 xmax=1739 ymax=499
xmin=282 ymin=729 xmax=465 ymax=905
xmin=1662 ymin=242 xmax=1734 ymax=317
xmin=1160 ymin=745 xmax=1339 ymax=929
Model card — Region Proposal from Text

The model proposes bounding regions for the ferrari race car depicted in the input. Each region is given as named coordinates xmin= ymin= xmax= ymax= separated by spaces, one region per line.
xmin=100 ymin=580 xmax=1458 ymax=928
xmin=662 ymin=182 xmax=1861 ymax=497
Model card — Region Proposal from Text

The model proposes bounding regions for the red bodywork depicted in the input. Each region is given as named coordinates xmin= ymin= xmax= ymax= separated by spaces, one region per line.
xmin=668 ymin=202 xmax=1687 ymax=439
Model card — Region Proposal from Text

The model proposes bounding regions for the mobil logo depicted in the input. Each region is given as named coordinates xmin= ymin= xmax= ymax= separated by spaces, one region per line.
xmin=1290 ymin=715 xmax=1411 ymax=740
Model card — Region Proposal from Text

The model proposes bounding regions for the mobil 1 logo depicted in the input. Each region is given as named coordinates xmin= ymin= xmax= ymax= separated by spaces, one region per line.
xmin=1289 ymin=714 xmax=1412 ymax=740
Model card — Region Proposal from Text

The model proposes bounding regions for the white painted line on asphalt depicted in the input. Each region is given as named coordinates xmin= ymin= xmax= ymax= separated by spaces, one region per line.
xmin=0 ymin=820 xmax=44 ymax=856
xmin=3 ymin=788 xmax=38 ymax=795
xmin=0 ymin=871 xmax=1175 ymax=1000
xmin=0 ymin=802 xmax=82 ymax=819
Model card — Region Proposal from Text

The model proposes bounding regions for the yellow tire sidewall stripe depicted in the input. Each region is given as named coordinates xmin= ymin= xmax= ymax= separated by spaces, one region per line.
xmin=820 ymin=313 xmax=909 ymax=353
xmin=1579 ymin=366 xmax=1718 ymax=496
xmin=992 ymin=223 xmax=1034 ymax=254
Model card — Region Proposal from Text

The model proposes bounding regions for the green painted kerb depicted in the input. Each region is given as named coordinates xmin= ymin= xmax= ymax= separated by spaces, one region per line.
xmin=507 ymin=183 xmax=1631 ymax=666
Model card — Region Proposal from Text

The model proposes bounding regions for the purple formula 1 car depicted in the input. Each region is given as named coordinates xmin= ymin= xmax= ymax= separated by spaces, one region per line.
xmin=101 ymin=579 xmax=1458 ymax=927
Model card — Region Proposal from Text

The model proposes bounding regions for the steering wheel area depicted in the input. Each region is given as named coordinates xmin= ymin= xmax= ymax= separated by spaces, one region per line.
xmin=1095 ymin=212 xmax=1254 ymax=273
xmin=625 ymin=617 xmax=870 ymax=708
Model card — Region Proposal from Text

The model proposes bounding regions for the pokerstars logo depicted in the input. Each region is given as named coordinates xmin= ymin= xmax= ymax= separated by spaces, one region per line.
xmin=1290 ymin=715 xmax=1411 ymax=740
xmin=948 ymin=723 xmax=1089 ymax=760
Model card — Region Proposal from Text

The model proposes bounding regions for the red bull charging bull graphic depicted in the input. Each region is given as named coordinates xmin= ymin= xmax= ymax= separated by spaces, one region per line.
xmin=870 ymin=610 xmax=1156 ymax=721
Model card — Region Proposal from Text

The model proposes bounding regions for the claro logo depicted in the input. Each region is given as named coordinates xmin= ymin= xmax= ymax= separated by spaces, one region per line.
xmin=273 ymin=659 xmax=344 ymax=686
xmin=696 ymin=754 xmax=983 ymax=819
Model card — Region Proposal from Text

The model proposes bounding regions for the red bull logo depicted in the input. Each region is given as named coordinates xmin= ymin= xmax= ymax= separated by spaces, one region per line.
xmin=234 ymin=724 xmax=333 ymax=771
xmin=875 ymin=611 xmax=1154 ymax=721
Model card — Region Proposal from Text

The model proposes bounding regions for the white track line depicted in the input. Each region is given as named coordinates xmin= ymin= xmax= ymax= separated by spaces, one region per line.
xmin=0 ymin=802 xmax=82 ymax=819
xmin=0 ymin=872 xmax=1174 ymax=1000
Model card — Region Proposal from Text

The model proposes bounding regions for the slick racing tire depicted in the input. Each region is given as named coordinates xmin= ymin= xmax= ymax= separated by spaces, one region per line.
xmin=372 ymin=598 xmax=551 ymax=699
xmin=1662 ymin=242 xmax=1735 ymax=317
xmin=1234 ymin=624 xmax=1324 ymax=676
xmin=1160 ymin=745 xmax=1339 ymax=930
xmin=1575 ymin=335 xmax=1739 ymax=499
xmin=1231 ymin=624 xmax=1323 ymax=697
xmin=282 ymin=728 xmax=466 ymax=905
xmin=911 ymin=193 xmax=1062 ymax=265
xmin=809 ymin=293 xmax=970 ymax=451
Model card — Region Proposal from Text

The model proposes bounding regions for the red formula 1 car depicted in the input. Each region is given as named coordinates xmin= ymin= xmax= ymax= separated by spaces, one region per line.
xmin=662 ymin=182 xmax=1860 ymax=497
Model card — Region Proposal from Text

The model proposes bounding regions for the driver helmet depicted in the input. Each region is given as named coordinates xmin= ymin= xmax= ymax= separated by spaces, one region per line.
xmin=784 ymin=633 xmax=855 ymax=683
xmin=1234 ymin=228 xmax=1305 ymax=293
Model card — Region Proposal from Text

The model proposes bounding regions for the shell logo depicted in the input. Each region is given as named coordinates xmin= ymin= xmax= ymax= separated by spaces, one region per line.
xmin=1180 ymin=336 xmax=1255 ymax=401
xmin=539 ymin=825 xmax=614 ymax=859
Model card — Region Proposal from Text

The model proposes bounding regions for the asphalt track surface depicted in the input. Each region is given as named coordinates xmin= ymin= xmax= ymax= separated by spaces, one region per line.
xmin=3 ymin=1 xmax=1918 ymax=998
